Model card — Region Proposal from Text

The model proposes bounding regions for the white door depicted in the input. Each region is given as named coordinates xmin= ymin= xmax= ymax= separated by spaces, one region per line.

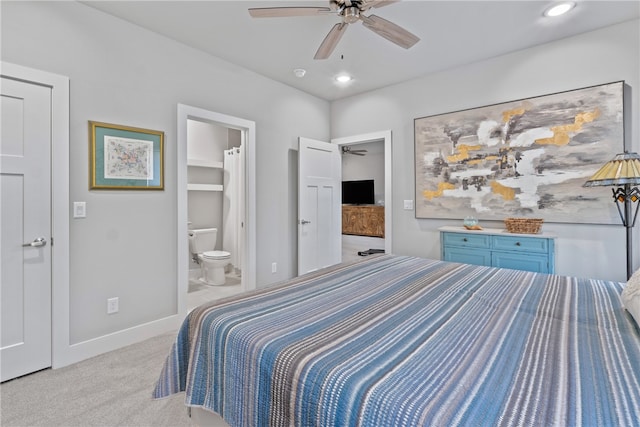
xmin=298 ymin=137 xmax=342 ymax=274
xmin=1 ymin=76 xmax=52 ymax=381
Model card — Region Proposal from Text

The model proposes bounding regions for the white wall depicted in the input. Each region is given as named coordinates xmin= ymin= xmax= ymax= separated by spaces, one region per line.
xmin=331 ymin=20 xmax=640 ymax=282
xmin=188 ymin=120 xmax=228 ymax=164
xmin=1 ymin=1 xmax=329 ymax=354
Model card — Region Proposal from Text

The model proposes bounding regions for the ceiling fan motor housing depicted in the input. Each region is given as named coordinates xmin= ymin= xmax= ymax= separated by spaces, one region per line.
xmin=343 ymin=7 xmax=361 ymax=23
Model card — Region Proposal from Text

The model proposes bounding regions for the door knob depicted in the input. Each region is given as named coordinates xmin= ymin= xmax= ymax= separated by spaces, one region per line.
xmin=299 ymin=220 xmax=311 ymax=225
xmin=23 ymin=237 xmax=47 ymax=247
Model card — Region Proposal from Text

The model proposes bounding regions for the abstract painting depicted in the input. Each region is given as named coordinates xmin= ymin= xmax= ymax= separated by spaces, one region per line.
xmin=414 ymin=81 xmax=624 ymax=224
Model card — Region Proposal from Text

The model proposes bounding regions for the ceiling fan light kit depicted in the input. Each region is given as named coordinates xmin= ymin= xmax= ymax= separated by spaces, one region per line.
xmin=249 ymin=0 xmax=420 ymax=60
xmin=543 ymin=2 xmax=576 ymax=17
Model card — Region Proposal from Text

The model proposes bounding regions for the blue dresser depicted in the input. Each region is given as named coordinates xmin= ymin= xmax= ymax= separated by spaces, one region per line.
xmin=439 ymin=226 xmax=556 ymax=274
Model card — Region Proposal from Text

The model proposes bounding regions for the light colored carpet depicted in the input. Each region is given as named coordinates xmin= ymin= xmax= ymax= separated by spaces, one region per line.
xmin=0 ymin=331 xmax=191 ymax=427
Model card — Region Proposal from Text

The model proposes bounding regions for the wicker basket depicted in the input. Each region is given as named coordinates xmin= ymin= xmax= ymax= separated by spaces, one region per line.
xmin=504 ymin=217 xmax=543 ymax=234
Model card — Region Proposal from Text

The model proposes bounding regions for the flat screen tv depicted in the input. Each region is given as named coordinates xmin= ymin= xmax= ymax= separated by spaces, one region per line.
xmin=342 ymin=180 xmax=375 ymax=205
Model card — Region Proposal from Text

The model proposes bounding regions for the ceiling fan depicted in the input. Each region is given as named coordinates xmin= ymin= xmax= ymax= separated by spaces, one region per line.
xmin=342 ymin=146 xmax=367 ymax=156
xmin=248 ymin=0 xmax=420 ymax=60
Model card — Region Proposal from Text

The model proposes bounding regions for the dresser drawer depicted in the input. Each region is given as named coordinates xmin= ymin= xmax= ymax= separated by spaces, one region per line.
xmin=442 ymin=232 xmax=491 ymax=249
xmin=492 ymin=251 xmax=551 ymax=273
xmin=440 ymin=227 xmax=555 ymax=274
xmin=492 ymin=235 xmax=548 ymax=254
xmin=444 ymin=247 xmax=492 ymax=266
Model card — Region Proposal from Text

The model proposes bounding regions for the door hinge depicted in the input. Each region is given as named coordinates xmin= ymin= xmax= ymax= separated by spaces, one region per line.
xmin=51 ymin=237 xmax=54 ymax=247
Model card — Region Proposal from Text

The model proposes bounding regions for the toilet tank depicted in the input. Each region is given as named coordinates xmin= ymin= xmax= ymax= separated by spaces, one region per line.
xmin=188 ymin=228 xmax=218 ymax=253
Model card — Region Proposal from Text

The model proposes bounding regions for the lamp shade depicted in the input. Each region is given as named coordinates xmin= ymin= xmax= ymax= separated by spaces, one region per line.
xmin=583 ymin=151 xmax=640 ymax=187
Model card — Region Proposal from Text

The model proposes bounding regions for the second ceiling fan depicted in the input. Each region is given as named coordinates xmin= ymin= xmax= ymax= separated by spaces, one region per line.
xmin=248 ymin=0 xmax=420 ymax=60
xmin=342 ymin=146 xmax=367 ymax=156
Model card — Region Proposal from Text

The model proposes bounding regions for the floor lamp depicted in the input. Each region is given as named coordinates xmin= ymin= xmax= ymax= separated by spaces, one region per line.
xmin=584 ymin=151 xmax=640 ymax=280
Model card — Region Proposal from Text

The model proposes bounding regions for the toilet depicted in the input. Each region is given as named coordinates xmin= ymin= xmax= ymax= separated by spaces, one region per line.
xmin=188 ymin=228 xmax=231 ymax=286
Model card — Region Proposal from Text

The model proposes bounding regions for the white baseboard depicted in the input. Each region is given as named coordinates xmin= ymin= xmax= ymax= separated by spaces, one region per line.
xmin=53 ymin=314 xmax=183 ymax=369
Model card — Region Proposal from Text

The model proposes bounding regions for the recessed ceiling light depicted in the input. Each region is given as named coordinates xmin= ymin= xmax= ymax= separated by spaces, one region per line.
xmin=335 ymin=74 xmax=352 ymax=83
xmin=544 ymin=2 xmax=576 ymax=17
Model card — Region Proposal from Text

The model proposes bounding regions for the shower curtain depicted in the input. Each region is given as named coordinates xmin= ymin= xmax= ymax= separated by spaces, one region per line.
xmin=223 ymin=146 xmax=244 ymax=275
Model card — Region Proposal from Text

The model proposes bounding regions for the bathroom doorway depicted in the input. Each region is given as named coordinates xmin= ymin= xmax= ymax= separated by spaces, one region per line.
xmin=177 ymin=104 xmax=256 ymax=315
xmin=186 ymin=120 xmax=243 ymax=308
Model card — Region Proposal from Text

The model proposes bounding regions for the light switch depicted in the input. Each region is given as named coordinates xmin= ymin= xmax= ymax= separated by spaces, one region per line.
xmin=73 ymin=202 xmax=86 ymax=218
xmin=403 ymin=200 xmax=414 ymax=210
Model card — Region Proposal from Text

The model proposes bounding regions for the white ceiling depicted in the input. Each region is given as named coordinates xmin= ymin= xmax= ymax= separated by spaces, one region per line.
xmin=83 ymin=1 xmax=639 ymax=101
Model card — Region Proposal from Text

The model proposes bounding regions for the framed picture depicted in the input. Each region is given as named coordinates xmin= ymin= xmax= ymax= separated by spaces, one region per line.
xmin=89 ymin=121 xmax=164 ymax=190
xmin=414 ymin=81 xmax=625 ymax=224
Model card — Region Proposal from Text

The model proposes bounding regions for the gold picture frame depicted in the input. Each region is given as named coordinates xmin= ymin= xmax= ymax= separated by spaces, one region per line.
xmin=89 ymin=121 xmax=164 ymax=190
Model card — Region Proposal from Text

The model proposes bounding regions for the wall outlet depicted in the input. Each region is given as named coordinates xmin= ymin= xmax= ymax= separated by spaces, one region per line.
xmin=271 ymin=262 xmax=277 ymax=273
xmin=107 ymin=297 xmax=119 ymax=314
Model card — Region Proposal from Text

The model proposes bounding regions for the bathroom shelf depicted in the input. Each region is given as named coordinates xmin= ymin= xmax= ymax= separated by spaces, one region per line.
xmin=187 ymin=184 xmax=223 ymax=192
xmin=187 ymin=158 xmax=223 ymax=169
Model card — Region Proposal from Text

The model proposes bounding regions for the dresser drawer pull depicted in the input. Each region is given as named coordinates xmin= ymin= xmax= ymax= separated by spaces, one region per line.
xmin=463 ymin=238 xmax=468 ymax=242
xmin=515 ymin=242 xmax=521 ymax=246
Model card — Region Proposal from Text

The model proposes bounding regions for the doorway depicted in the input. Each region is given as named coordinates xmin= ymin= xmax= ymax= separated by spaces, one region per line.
xmin=186 ymin=120 xmax=244 ymax=308
xmin=340 ymin=140 xmax=385 ymax=262
xmin=177 ymin=104 xmax=256 ymax=316
xmin=332 ymin=131 xmax=392 ymax=261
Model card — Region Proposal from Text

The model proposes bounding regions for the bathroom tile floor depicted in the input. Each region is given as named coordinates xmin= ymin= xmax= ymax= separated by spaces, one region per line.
xmin=187 ymin=236 xmax=384 ymax=312
xmin=187 ymin=272 xmax=243 ymax=311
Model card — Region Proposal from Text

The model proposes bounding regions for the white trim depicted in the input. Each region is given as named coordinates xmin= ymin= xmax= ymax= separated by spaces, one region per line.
xmin=332 ymin=130 xmax=393 ymax=255
xmin=63 ymin=316 xmax=181 ymax=366
xmin=1 ymin=62 xmax=71 ymax=368
xmin=177 ymin=104 xmax=256 ymax=321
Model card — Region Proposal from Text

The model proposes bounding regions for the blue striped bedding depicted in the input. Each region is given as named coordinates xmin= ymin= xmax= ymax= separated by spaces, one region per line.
xmin=154 ymin=255 xmax=640 ymax=426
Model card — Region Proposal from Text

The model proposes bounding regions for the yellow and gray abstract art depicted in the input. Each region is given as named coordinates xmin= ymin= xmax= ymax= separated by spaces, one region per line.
xmin=414 ymin=81 xmax=624 ymax=224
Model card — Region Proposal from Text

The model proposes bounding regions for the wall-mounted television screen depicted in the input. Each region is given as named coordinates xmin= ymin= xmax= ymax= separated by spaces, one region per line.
xmin=342 ymin=179 xmax=375 ymax=205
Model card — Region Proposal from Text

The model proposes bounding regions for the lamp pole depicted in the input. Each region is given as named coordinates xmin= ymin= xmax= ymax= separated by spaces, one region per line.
xmin=624 ymin=183 xmax=633 ymax=280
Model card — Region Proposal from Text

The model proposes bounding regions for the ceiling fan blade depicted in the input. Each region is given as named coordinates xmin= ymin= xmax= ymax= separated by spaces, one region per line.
xmin=360 ymin=14 xmax=419 ymax=49
xmin=361 ymin=0 xmax=400 ymax=11
xmin=248 ymin=7 xmax=332 ymax=18
xmin=314 ymin=22 xmax=348 ymax=60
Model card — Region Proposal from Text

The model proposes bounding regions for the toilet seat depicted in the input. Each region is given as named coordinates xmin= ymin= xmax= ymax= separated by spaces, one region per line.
xmin=202 ymin=250 xmax=231 ymax=260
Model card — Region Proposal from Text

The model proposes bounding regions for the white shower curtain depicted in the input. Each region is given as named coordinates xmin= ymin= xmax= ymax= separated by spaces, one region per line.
xmin=223 ymin=146 xmax=244 ymax=274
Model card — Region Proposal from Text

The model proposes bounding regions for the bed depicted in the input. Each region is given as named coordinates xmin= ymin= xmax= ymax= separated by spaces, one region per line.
xmin=154 ymin=254 xmax=640 ymax=426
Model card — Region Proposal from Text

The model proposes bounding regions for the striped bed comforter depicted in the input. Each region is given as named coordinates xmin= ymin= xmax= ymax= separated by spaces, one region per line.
xmin=153 ymin=255 xmax=640 ymax=426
